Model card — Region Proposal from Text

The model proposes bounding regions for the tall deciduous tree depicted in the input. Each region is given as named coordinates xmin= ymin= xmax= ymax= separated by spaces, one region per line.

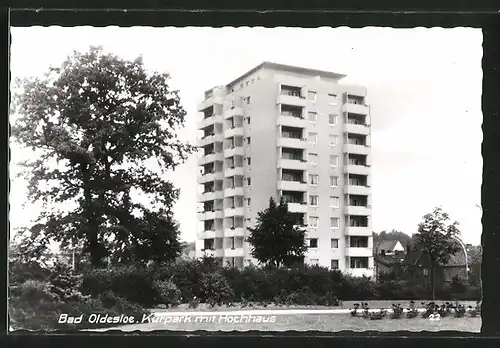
xmin=415 ymin=207 xmax=461 ymax=300
xmin=11 ymin=46 xmax=196 ymax=267
xmin=246 ymin=197 xmax=308 ymax=268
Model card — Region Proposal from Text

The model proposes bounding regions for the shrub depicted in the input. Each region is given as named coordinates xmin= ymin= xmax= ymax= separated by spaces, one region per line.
xmin=449 ymin=276 xmax=467 ymax=294
xmin=454 ymin=304 xmax=467 ymax=318
xmin=47 ymin=262 xmax=90 ymax=303
xmin=9 ymin=280 xmax=149 ymax=330
xmin=406 ymin=301 xmax=419 ymax=319
xmin=188 ymin=296 xmax=200 ymax=309
xmin=391 ymin=304 xmax=404 ymax=319
xmin=153 ymin=278 xmax=181 ymax=307
xmin=81 ymin=265 xmax=156 ymax=306
xmin=199 ymin=271 xmax=234 ymax=307
xmin=9 ymin=261 xmax=51 ymax=286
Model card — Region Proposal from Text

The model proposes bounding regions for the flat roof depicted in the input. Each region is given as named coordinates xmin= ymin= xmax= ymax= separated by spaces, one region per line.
xmin=226 ymin=61 xmax=347 ymax=87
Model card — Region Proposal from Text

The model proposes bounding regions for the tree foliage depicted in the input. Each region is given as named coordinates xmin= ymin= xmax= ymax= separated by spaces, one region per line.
xmin=11 ymin=46 xmax=196 ymax=267
xmin=415 ymin=207 xmax=461 ymax=299
xmin=246 ymin=197 xmax=308 ymax=268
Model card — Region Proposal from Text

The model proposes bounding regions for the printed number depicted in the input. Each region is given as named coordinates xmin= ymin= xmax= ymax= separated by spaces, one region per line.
xmin=429 ymin=313 xmax=441 ymax=321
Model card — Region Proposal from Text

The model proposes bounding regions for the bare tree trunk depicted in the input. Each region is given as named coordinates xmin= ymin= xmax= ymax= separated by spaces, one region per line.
xmin=431 ymin=262 xmax=436 ymax=301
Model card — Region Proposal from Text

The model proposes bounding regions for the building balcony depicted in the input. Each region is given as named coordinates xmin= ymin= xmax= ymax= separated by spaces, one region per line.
xmin=197 ymin=210 xmax=224 ymax=221
xmin=345 ymin=164 xmax=370 ymax=175
xmin=201 ymin=229 xmax=223 ymax=239
xmin=344 ymin=144 xmax=370 ymax=155
xmin=197 ymin=94 xmax=224 ymax=112
xmin=277 ymin=137 xmax=308 ymax=149
xmin=346 ymin=206 xmax=371 ymax=216
xmin=224 ymin=166 xmax=244 ymax=177
xmin=225 ymin=248 xmax=245 ymax=258
xmin=346 ymin=267 xmax=374 ymax=278
xmin=276 ymin=94 xmax=307 ymax=107
xmin=224 ymin=186 xmax=245 ymax=197
xmin=277 ymin=180 xmax=307 ymax=192
xmin=224 ymin=126 xmax=245 ymax=138
xmin=224 ymin=146 xmax=245 ymax=158
xmin=224 ymin=227 xmax=245 ymax=238
xmin=224 ymin=206 xmax=245 ymax=217
xmin=197 ymin=153 xmax=224 ymax=166
xmin=224 ymin=106 xmax=244 ymax=119
xmin=198 ymin=171 xmax=224 ymax=184
xmin=287 ymin=202 xmax=308 ymax=213
xmin=343 ymin=103 xmax=369 ymax=115
xmin=345 ymin=123 xmax=370 ymax=136
xmin=277 ymin=115 xmax=307 ymax=128
xmin=345 ymin=227 xmax=372 ymax=236
xmin=345 ymin=247 xmax=372 ymax=257
xmin=197 ymin=114 xmax=224 ymax=130
xmin=198 ymin=190 xmax=224 ymax=202
xmin=198 ymin=133 xmax=224 ymax=147
xmin=344 ymin=185 xmax=370 ymax=195
xmin=278 ymin=158 xmax=307 ymax=170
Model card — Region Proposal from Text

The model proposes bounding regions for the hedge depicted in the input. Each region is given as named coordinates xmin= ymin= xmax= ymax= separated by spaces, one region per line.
xmin=80 ymin=260 xmax=482 ymax=307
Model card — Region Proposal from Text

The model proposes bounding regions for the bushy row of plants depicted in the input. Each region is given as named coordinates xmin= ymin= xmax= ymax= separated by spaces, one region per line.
xmin=80 ymin=259 xmax=481 ymax=308
xmin=350 ymin=301 xmax=481 ymax=320
xmin=9 ymin=262 xmax=149 ymax=330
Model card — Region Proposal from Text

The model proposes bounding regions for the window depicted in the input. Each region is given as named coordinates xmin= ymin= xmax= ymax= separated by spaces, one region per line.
xmin=246 ymin=117 xmax=251 ymax=125
xmin=308 ymin=132 xmax=318 ymax=143
xmin=330 ymin=155 xmax=339 ymax=166
xmin=246 ymin=137 xmax=251 ymax=145
xmin=330 ymin=196 xmax=339 ymax=208
xmin=246 ymin=81 xmax=249 ymax=86
xmin=331 ymin=259 xmax=339 ymax=269
xmin=328 ymin=114 xmax=337 ymax=125
xmin=330 ymin=176 xmax=338 ymax=187
xmin=329 ymin=134 xmax=338 ymax=146
xmin=240 ymin=83 xmax=244 ymax=88
xmin=308 ymin=91 xmax=317 ymax=101
xmin=309 ymin=195 xmax=319 ymax=206
xmin=247 ymin=157 xmax=251 ymax=165
xmin=330 ymin=217 xmax=339 ymax=228
xmin=246 ymin=96 xmax=251 ymax=104
xmin=308 ymin=112 xmax=318 ymax=122
xmin=246 ymin=177 xmax=251 ymax=186
xmin=308 ymin=216 xmax=319 ymax=228
xmin=331 ymin=239 xmax=339 ymax=249
xmin=309 ymin=153 xmax=318 ymax=164
xmin=246 ymin=197 xmax=251 ymax=207
xmin=328 ymin=94 xmax=338 ymax=104
xmin=309 ymin=238 xmax=318 ymax=248
xmin=350 ymin=257 xmax=369 ymax=269
xmin=309 ymin=174 xmax=319 ymax=185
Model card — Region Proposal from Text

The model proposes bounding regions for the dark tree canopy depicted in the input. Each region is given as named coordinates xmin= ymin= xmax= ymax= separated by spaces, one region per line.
xmin=12 ymin=46 xmax=196 ymax=267
xmin=415 ymin=207 xmax=462 ymax=299
xmin=246 ymin=197 xmax=308 ymax=268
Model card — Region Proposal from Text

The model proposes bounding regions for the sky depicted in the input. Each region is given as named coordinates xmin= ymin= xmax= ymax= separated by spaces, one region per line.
xmin=9 ymin=26 xmax=483 ymax=245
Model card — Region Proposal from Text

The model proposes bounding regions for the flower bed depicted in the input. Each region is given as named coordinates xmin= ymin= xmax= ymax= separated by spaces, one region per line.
xmin=349 ymin=301 xmax=481 ymax=320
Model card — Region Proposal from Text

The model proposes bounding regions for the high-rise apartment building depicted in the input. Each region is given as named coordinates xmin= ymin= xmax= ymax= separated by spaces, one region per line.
xmin=195 ymin=62 xmax=373 ymax=277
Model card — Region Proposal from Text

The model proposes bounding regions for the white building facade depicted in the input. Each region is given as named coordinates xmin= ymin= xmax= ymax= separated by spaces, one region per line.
xmin=196 ymin=62 xmax=373 ymax=277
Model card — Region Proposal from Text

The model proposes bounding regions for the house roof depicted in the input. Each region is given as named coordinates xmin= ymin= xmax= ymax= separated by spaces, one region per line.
xmin=402 ymin=239 xmax=467 ymax=267
xmin=375 ymin=240 xmax=406 ymax=254
xmin=374 ymin=254 xmax=404 ymax=267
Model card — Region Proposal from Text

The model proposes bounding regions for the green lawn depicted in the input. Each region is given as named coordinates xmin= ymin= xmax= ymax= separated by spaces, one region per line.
xmin=92 ymin=313 xmax=481 ymax=332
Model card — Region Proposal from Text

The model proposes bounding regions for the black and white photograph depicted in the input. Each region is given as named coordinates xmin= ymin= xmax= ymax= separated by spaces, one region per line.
xmin=8 ymin=26 xmax=483 ymax=333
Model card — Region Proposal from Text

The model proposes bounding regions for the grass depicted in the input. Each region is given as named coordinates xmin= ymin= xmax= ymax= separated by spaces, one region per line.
xmin=90 ymin=313 xmax=481 ymax=332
